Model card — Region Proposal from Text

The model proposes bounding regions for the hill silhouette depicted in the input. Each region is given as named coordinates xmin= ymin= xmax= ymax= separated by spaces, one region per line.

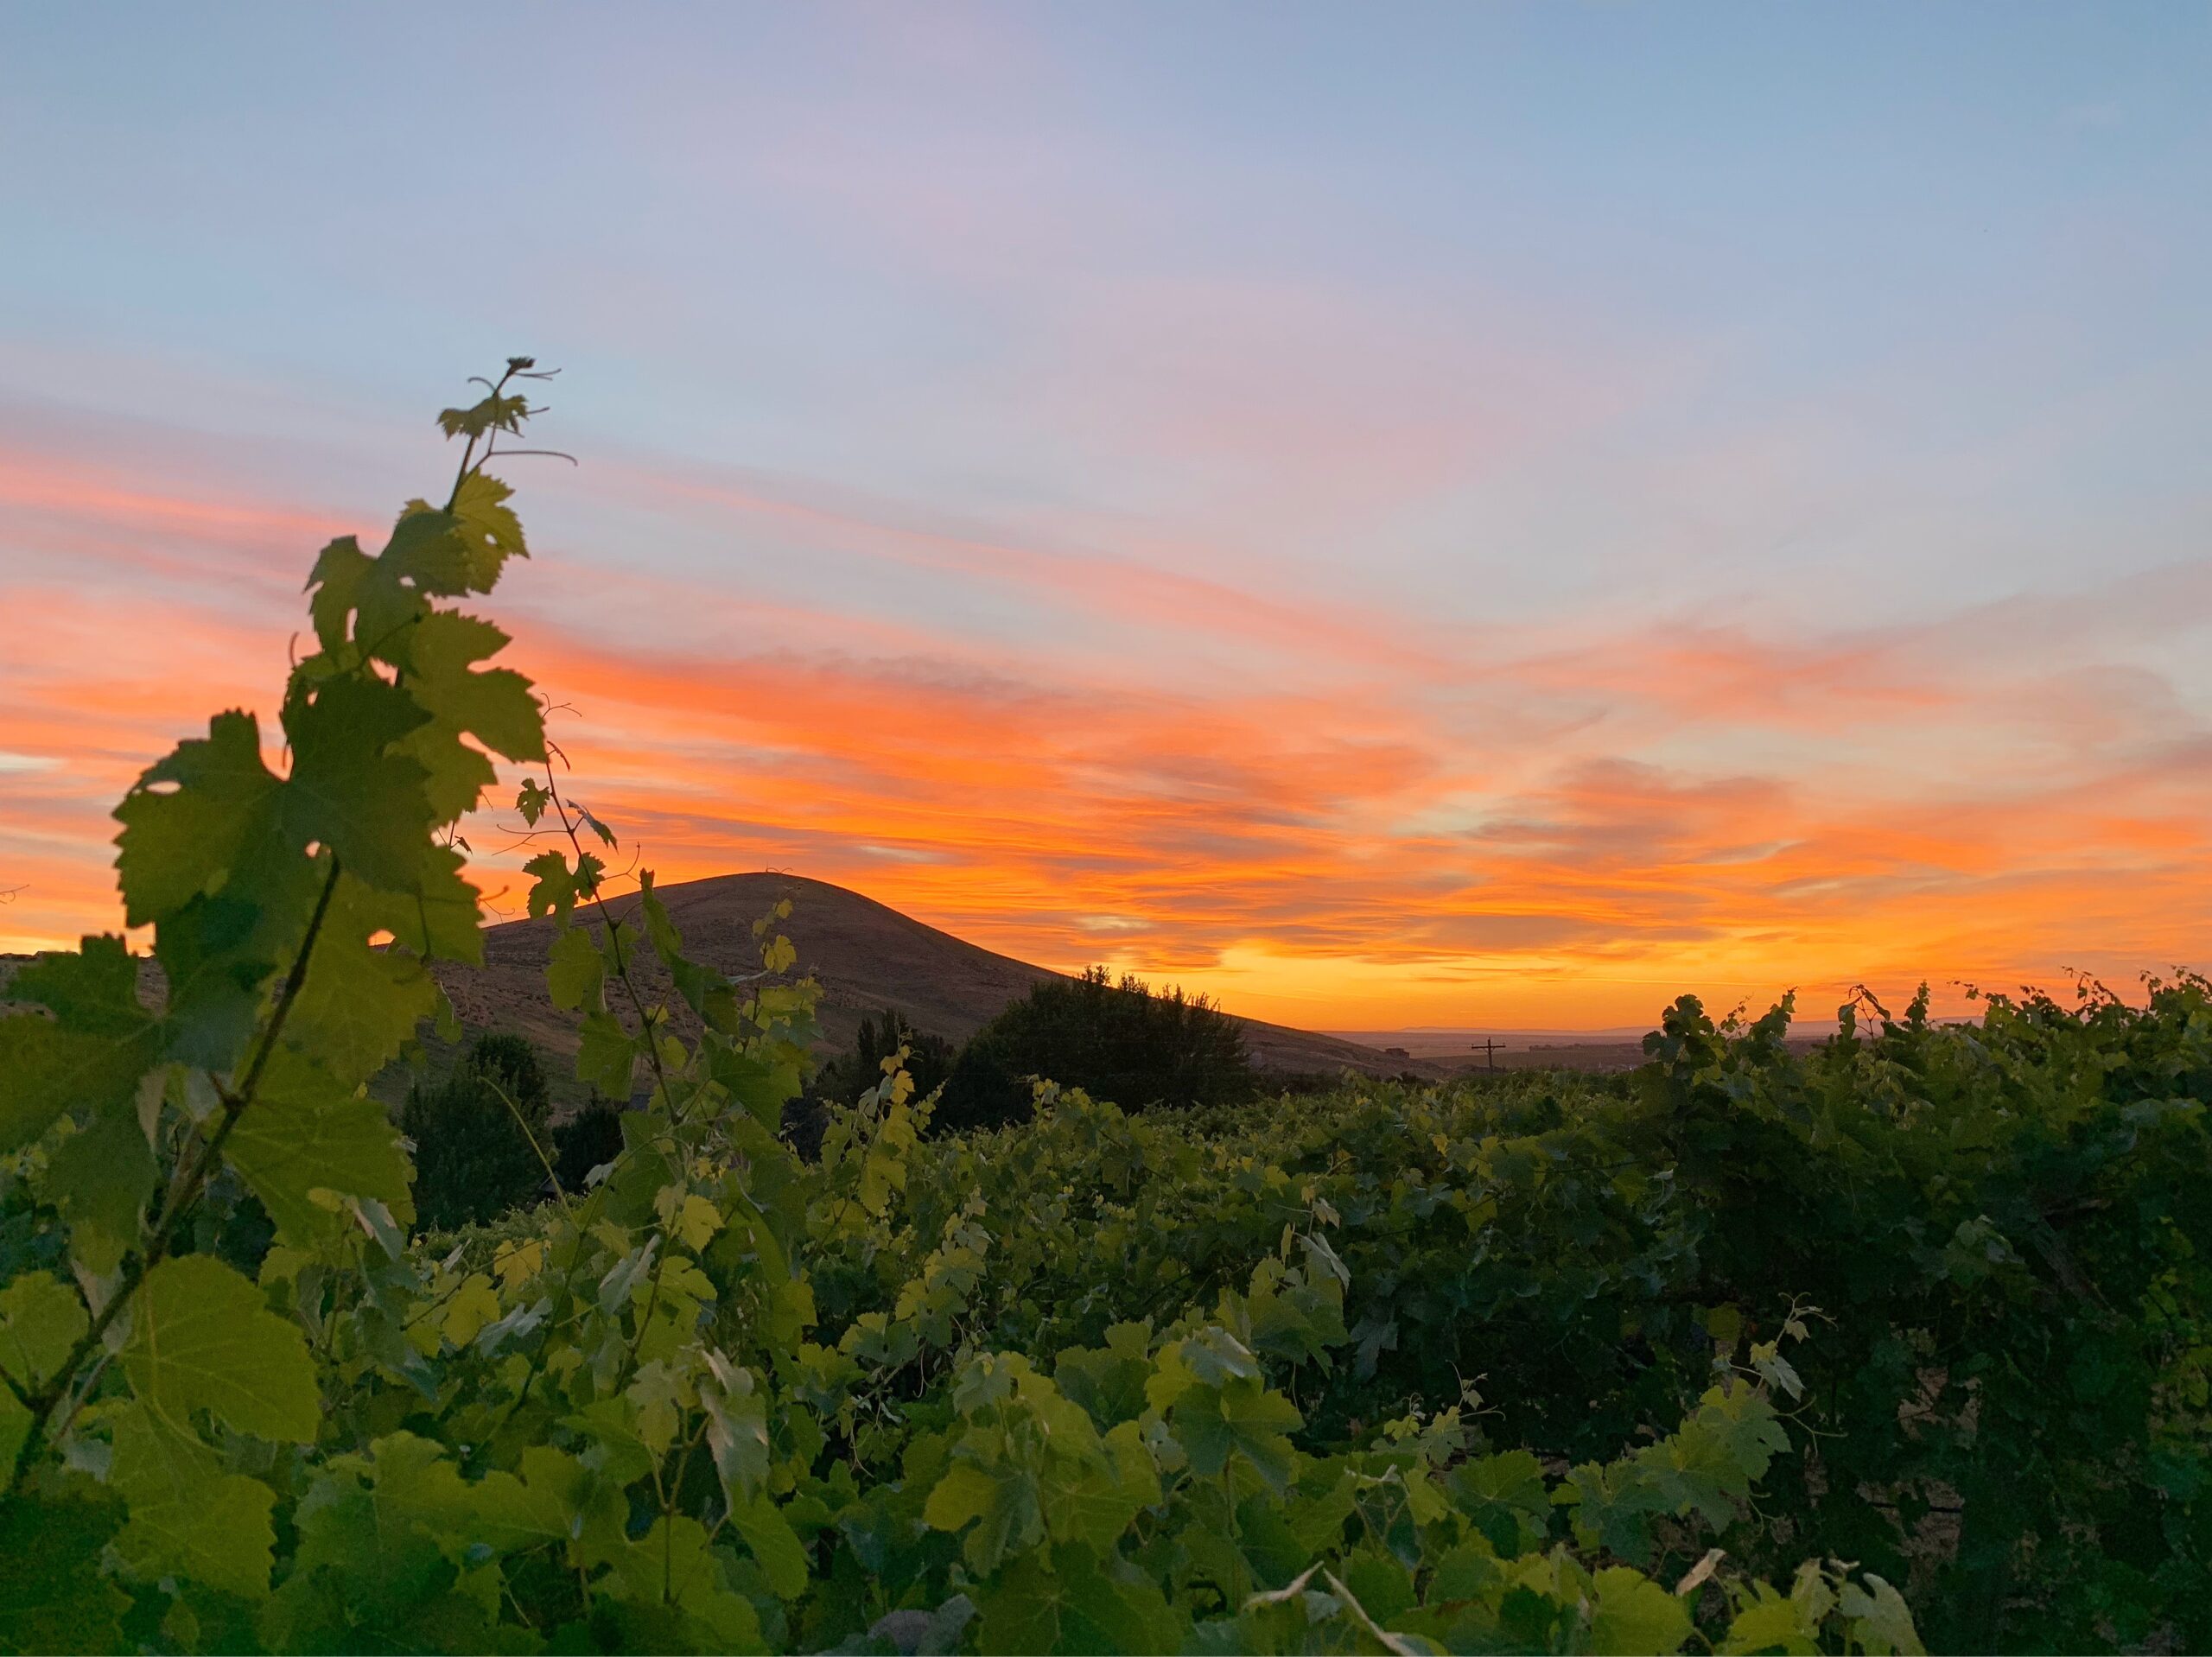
xmin=442 ymin=872 xmax=1421 ymax=1084
xmin=3 ymin=873 xmax=1436 ymax=1095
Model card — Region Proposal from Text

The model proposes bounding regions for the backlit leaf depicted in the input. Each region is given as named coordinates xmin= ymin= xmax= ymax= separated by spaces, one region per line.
xmin=113 ymin=709 xmax=287 ymax=926
xmin=227 ymin=1047 xmax=417 ymax=1241
xmin=109 ymin=1401 xmax=279 ymax=1600
xmin=124 ymin=1254 xmax=320 ymax=1443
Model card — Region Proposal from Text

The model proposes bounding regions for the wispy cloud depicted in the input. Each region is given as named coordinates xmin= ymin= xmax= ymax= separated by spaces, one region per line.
xmin=6 ymin=400 xmax=2205 ymax=1027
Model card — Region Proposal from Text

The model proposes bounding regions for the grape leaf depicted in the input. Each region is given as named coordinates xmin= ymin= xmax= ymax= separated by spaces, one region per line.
xmin=7 ymin=935 xmax=144 ymax=1034
xmin=40 ymin=1091 xmax=157 ymax=1275
xmin=283 ymin=879 xmax=442 ymax=1086
xmin=123 ymin=1254 xmax=320 ymax=1443
xmin=401 ymin=608 xmax=545 ymax=766
xmin=449 ymin=471 xmax=528 ymax=587
xmin=360 ymin=843 xmax=484 ymax=964
xmin=0 ymin=1273 xmax=88 ymax=1389
xmin=152 ymin=891 xmax=282 ymax=1069
xmin=594 ymin=1515 xmax=764 ymax=1648
xmin=109 ymin=1401 xmax=279 ymax=1600
xmin=1171 ymin=1375 xmax=1303 ymax=1495
xmin=227 ymin=1048 xmax=416 ymax=1241
xmin=306 ymin=535 xmax=375 ymax=654
xmin=1589 ymin=1565 xmax=1692 ymax=1655
xmin=577 ymin=1009 xmax=638 ymax=1098
xmin=281 ymin=675 xmax=435 ymax=892
xmin=379 ymin=505 xmax=479 ymax=599
xmin=1840 ymin=1574 xmax=1926 ymax=1656
xmin=112 ymin=710 xmax=287 ymax=927
xmin=726 ymin=1493 xmax=810 ymax=1600
xmin=0 ymin=1013 xmax=155 ymax=1156
xmin=976 ymin=1544 xmax=1176 ymax=1657
xmin=546 ymin=927 xmax=605 ymax=1012
xmin=925 ymin=1458 xmax=1044 ymax=1574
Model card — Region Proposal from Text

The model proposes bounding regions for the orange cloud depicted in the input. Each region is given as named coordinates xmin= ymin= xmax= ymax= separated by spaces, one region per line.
xmin=5 ymin=432 xmax=2209 ymax=1032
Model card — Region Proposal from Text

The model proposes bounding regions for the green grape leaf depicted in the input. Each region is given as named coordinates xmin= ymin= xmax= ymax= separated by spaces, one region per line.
xmin=925 ymin=1457 xmax=1045 ymax=1575
xmin=449 ymin=471 xmax=528 ymax=587
xmin=0 ymin=1491 xmax=130 ymax=1654
xmin=1446 ymin=1450 xmax=1553 ymax=1558
xmin=228 ymin=1049 xmax=417 ymax=1241
xmin=0 ymin=935 xmax=162 ymax=1155
xmin=7 ymin=935 xmax=143 ymax=1034
xmin=546 ymin=927 xmax=605 ymax=1012
xmin=109 ymin=1401 xmax=279 ymax=1600
xmin=398 ymin=739 xmax=493 ymax=835
xmin=0 ymin=1273 xmax=88 ymax=1390
xmin=725 ymin=1493 xmax=810 ymax=1600
xmin=1719 ymin=1584 xmax=1821 ymax=1655
xmin=482 ymin=1444 xmax=608 ymax=1554
xmin=702 ymin=1357 xmax=772 ymax=1507
xmin=402 ymin=609 xmax=544 ymax=765
xmin=281 ymin=675 xmax=435 ymax=891
xmin=976 ymin=1543 xmax=1176 ymax=1657
xmin=1589 ymin=1566 xmax=1692 ymax=1655
xmin=306 ymin=535 xmax=375 ymax=653
xmin=594 ymin=1515 xmax=764 ymax=1650
xmin=524 ymin=849 xmax=601 ymax=929
xmin=338 ymin=1432 xmax=569 ymax=1561
xmin=577 ymin=1009 xmax=638 ymax=1098
xmin=113 ymin=709 xmax=287 ymax=926
xmin=123 ymin=1254 xmax=320 ymax=1443
xmin=40 ymin=1092 xmax=157 ymax=1275
xmin=378 ymin=505 xmax=477 ymax=598
xmin=1172 ymin=1375 xmax=1303 ymax=1495
xmin=436 ymin=390 xmax=531 ymax=443
xmin=283 ymin=880 xmax=442 ymax=1086
xmin=0 ymin=1012 xmax=156 ymax=1157
xmin=1840 ymin=1574 xmax=1925 ymax=1656
xmin=151 ymin=892 xmax=283 ymax=1069
xmin=360 ymin=843 xmax=484 ymax=964
xmin=1043 ymin=1419 xmax=1159 ymax=1553
xmin=1054 ymin=1324 xmax=1154 ymax=1430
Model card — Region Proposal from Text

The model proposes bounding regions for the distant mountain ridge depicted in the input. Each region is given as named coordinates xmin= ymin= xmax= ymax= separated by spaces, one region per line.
xmin=1 ymin=873 xmax=1434 ymax=1092
xmin=442 ymin=872 xmax=1429 ymax=1083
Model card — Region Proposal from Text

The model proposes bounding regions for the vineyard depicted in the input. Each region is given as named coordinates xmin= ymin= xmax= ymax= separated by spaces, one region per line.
xmin=1 ymin=375 xmax=2206 ymax=1654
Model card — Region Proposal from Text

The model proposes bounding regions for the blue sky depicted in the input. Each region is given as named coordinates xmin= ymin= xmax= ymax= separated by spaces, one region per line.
xmin=3 ymin=4 xmax=2209 ymax=1025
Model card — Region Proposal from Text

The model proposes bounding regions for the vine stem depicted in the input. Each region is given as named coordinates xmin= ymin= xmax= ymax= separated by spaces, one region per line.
xmin=535 ymin=764 xmax=686 ymax=1391
xmin=7 ymin=856 xmax=344 ymax=1492
xmin=482 ymin=1074 xmax=574 ymax=1223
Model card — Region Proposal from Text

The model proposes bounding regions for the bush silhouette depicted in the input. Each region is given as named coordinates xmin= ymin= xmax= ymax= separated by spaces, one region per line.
xmin=402 ymin=1033 xmax=551 ymax=1230
xmin=935 ymin=965 xmax=1255 ymax=1133
xmin=817 ymin=1009 xmax=956 ymax=1106
xmin=551 ymin=1091 xmax=626 ymax=1194
xmin=785 ymin=1009 xmax=955 ymax=1159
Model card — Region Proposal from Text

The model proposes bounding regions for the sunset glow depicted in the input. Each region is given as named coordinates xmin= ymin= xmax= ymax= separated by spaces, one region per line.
xmin=3 ymin=7 xmax=2209 ymax=1029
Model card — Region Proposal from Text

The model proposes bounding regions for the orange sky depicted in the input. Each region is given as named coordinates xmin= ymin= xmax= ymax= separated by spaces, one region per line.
xmin=4 ymin=418 xmax=2207 ymax=1031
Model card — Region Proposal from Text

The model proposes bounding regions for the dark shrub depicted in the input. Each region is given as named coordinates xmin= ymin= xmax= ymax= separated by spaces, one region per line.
xmin=402 ymin=1033 xmax=550 ymax=1230
xmin=814 ymin=1009 xmax=955 ymax=1106
xmin=551 ymin=1092 xmax=626 ymax=1194
xmin=788 ymin=1009 xmax=957 ymax=1159
xmin=935 ymin=966 xmax=1256 ymax=1133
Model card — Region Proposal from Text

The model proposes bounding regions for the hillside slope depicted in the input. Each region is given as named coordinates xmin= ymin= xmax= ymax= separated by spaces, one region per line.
xmin=441 ymin=872 xmax=1421 ymax=1082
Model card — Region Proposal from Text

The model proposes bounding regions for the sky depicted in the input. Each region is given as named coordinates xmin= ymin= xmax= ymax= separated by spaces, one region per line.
xmin=2 ymin=5 xmax=2209 ymax=1030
